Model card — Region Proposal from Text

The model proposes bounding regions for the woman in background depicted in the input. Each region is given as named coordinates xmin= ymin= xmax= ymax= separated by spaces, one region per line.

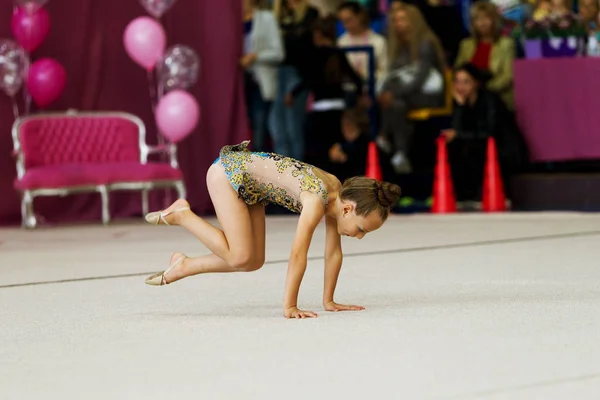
xmin=376 ymin=3 xmax=446 ymax=174
xmin=269 ymin=0 xmax=319 ymax=161
xmin=242 ymin=0 xmax=284 ymax=153
xmin=444 ymin=63 xmax=527 ymax=205
xmin=454 ymin=2 xmax=515 ymax=110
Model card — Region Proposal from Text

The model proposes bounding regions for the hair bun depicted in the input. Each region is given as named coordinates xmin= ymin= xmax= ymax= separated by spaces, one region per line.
xmin=376 ymin=181 xmax=401 ymax=208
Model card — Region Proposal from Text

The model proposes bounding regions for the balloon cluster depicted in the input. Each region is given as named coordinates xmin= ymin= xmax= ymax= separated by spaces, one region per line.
xmin=0 ymin=1 xmax=67 ymax=116
xmin=123 ymin=0 xmax=200 ymax=143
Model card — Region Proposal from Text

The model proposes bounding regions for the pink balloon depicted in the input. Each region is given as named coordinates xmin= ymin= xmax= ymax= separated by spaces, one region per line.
xmin=26 ymin=58 xmax=66 ymax=108
xmin=11 ymin=6 xmax=51 ymax=53
xmin=123 ymin=17 xmax=166 ymax=71
xmin=156 ymin=90 xmax=200 ymax=143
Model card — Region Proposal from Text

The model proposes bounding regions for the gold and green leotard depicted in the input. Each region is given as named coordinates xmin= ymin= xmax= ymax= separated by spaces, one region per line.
xmin=213 ymin=141 xmax=328 ymax=213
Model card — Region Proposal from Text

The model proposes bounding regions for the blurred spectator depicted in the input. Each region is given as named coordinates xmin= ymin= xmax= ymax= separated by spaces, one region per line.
xmin=269 ymin=0 xmax=319 ymax=160
xmin=376 ymin=3 xmax=446 ymax=174
xmin=532 ymin=0 xmax=571 ymax=20
xmin=290 ymin=16 xmax=368 ymax=170
xmin=455 ymin=2 xmax=515 ymax=110
xmin=389 ymin=0 xmax=466 ymax=64
xmin=492 ymin=0 xmax=533 ymax=25
xmin=242 ymin=0 xmax=284 ymax=153
xmin=579 ymin=0 xmax=599 ymax=32
xmin=328 ymin=107 xmax=370 ymax=182
xmin=532 ymin=0 xmax=552 ymax=20
xmin=337 ymin=1 xmax=388 ymax=96
xmin=444 ymin=63 xmax=527 ymax=203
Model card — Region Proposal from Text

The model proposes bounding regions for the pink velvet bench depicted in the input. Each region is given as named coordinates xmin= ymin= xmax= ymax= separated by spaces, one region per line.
xmin=11 ymin=111 xmax=186 ymax=228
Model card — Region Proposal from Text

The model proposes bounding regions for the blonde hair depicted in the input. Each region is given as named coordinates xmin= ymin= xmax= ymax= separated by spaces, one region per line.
xmin=387 ymin=4 xmax=447 ymax=68
xmin=469 ymin=2 xmax=503 ymax=41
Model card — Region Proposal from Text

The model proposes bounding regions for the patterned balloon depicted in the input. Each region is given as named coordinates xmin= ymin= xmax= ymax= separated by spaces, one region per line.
xmin=157 ymin=45 xmax=200 ymax=91
xmin=139 ymin=0 xmax=177 ymax=19
xmin=13 ymin=0 xmax=49 ymax=14
xmin=0 ymin=39 xmax=29 ymax=97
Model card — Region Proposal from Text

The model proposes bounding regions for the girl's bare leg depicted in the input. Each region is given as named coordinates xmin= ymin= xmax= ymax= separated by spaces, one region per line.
xmin=163 ymin=204 xmax=266 ymax=283
xmin=154 ymin=163 xmax=267 ymax=281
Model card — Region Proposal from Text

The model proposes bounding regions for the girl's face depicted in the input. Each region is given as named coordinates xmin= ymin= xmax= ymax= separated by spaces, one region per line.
xmin=473 ymin=13 xmax=493 ymax=37
xmin=454 ymin=70 xmax=478 ymax=100
xmin=341 ymin=118 xmax=360 ymax=142
xmin=393 ymin=10 xmax=411 ymax=35
xmin=337 ymin=202 xmax=383 ymax=239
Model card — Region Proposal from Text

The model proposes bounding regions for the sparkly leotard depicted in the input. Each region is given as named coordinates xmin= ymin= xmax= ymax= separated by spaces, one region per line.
xmin=213 ymin=141 xmax=328 ymax=213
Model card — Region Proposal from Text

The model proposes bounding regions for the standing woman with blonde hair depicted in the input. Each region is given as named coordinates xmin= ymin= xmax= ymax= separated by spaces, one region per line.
xmin=454 ymin=2 xmax=515 ymax=110
xmin=376 ymin=3 xmax=446 ymax=174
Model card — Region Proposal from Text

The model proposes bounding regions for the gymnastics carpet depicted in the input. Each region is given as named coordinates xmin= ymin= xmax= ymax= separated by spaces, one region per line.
xmin=1 ymin=212 xmax=600 ymax=399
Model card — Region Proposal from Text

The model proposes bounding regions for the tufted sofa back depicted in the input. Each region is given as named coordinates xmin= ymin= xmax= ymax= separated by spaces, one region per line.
xmin=14 ymin=113 xmax=145 ymax=170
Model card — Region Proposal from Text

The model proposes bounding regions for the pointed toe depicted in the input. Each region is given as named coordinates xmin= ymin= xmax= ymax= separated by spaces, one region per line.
xmin=144 ymin=212 xmax=160 ymax=225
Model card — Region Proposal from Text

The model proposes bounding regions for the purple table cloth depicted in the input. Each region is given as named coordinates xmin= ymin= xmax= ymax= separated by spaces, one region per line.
xmin=514 ymin=58 xmax=600 ymax=162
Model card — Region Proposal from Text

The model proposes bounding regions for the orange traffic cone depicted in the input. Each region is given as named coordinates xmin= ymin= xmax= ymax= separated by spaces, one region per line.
xmin=431 ymin=135 xmax=456 ymax=213
xmin=482 ymin=137 xmax=506 ymax=212
xmin=365 ymin=141 xmax=383 ymax=181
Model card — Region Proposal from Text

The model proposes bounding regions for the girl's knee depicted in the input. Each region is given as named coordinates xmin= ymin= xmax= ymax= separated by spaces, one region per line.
xmin=229 ymin=252 xmax=263 ymax=272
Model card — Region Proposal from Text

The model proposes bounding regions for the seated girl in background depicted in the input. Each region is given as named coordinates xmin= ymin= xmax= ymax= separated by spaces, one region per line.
xmin=328 ymin=107 xmax=371 ymax=183
xmin=143 ymin=140 xmax=401 ymax=319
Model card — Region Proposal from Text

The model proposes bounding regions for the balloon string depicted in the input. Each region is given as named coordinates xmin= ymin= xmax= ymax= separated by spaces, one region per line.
xmin=156 ymin=80 xmax=166 ymax=148
xmin=23 ymin=87 xmax=31 ymax=116
xmin=147 ymin=69 xmax=157 ymax=113
xmin=23 ymin=48 xmax=31 ymax=116
xmin=11 ymin=95 xmax=20 ymax=120
xmin=156 ymin=78 xmax=172 ymax=207
xmin=147 ymin=68 xmax=161 ymax=146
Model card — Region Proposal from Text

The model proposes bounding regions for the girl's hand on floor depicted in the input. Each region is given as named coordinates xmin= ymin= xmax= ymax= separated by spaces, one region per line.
xmin=283 ymin=306 xmax=318 ymax=319
xmin=324 ymin=301 xmax=365 ymax=312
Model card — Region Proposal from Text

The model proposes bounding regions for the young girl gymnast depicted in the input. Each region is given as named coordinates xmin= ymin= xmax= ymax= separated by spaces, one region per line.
xmin=144 ymin=141 xmax=401 ymax=319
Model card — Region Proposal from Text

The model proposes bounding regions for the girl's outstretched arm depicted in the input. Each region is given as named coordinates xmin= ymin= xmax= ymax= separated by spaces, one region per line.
xmin=282 ymin=196 xmax=324 ymax=319
xmin=323 ymin=215 xmax=343 ymax=305
xmin=323 ymin=216 xmax=365 ymax=313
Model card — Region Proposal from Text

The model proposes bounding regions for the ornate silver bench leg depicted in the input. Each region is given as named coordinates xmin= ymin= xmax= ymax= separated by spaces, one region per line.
xmin=21 ymin=191 xmax=37 ymax=229
xmin=141 ymin=188 xmax=149 ymax=216
xmin=99 ymin=185 xmax=111 ymax=226
xmin=174 ymin=181 xmax=186 ymax=200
